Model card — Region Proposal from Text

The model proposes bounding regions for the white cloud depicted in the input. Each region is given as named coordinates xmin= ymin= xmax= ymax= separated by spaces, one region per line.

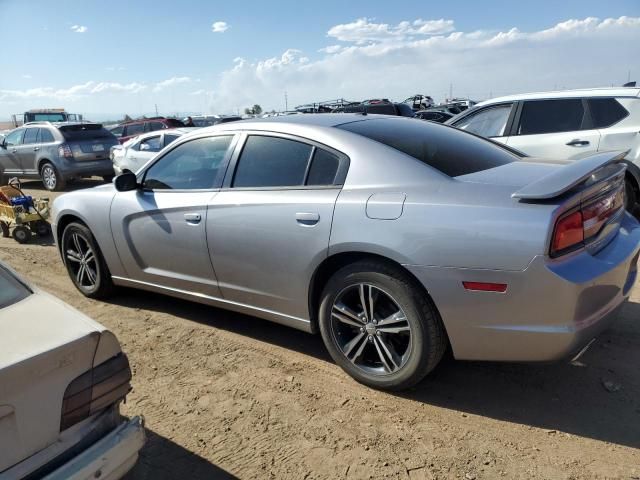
xmin=0 ymin=81 xmax=147 ymax=101
xmin=153 ymin=76 xmax=191 ymax=92
xmin=209 ymin=16 xmax=640 ymax=113
xmin=70 ymin=25 xmax=88 ymax=33
xmin=22 ymin=74 xmax=32 ymax=79
xmin=327 ymin=17 xmax=455 ymax=44
xmin=189 ymin=89 xmax=207 ymax=96
xmin=212 ymin=21 xmax=229 ymax=33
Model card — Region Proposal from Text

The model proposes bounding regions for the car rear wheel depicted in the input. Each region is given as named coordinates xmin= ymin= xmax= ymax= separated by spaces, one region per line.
xmin=61 ymin=222 xmax=114 ymax=298
xmin=318 ymin=261 xmax=446 ymax=391
xmin=40 ymin=162 xmax=66 ymax=191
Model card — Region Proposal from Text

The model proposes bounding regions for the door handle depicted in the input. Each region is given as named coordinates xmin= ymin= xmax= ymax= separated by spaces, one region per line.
xmin=295 ymin=212 xmax=320 ymax=226
xmin=566 ymin=139 xmax=590 ymax=147
xmin=11 ymin=148 xmax=17 ymax=153
xmin=33 ymin=147 xmax=39 ymax=151
xmin=184 ymin=213 xmax=202 ymax=224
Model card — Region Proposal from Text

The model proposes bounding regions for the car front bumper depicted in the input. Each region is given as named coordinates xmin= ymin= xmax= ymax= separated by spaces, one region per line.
xmin=406 ymin=213 xmax=640 ymax=362
xmin=43 ymin=416 xmax=145 ymax=480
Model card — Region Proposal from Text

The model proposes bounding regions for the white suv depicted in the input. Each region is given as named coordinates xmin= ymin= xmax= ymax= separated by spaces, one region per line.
xmin=447 ymin=87 xmax=640 ymax=211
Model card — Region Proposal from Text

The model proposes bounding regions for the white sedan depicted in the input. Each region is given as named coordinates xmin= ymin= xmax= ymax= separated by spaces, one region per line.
xmin=0 ymin=262 xmax=144 ymax=479
xmin=110 ymin=128 xmax=196 ymax=174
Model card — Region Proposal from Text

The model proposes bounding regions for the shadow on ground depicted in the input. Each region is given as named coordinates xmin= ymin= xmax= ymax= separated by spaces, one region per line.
xmin=125 ymin=428 xmax=237 ymax=480
xmin=18 ymin=178 xmax=105 ymax=193
xmin=110 ymin=288 xmax=640 ymax=449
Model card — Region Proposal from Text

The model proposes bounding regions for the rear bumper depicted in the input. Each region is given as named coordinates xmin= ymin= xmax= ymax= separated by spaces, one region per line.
xmin=58 ymin=158 xmax=114 ymax=178
xmin=406 ymin=213 xmax=640 ymax=362
xmin=43 ymin=416 xmax=145 ymax=480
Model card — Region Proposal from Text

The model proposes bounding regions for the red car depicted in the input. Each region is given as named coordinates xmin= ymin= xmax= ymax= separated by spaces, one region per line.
xmin=110 ymin=117 xmax=186 ymax=144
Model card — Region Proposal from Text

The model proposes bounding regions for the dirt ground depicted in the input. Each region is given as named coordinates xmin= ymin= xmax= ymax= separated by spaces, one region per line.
xmin=2 ymin=179 xmax=640 ymax=479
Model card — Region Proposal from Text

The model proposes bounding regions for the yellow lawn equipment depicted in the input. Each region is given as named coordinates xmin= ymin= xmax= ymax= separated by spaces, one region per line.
xmin=0 ymin=180 xmax=51 ymax=244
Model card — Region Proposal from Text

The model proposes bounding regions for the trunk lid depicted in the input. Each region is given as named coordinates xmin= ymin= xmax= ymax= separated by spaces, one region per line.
xmin=0 ymin=290 xmax=107 ymax=472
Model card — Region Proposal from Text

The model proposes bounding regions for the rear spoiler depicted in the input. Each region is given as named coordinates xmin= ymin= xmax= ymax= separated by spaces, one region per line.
xmin=512 ymin=150 xmax=628 ymax=200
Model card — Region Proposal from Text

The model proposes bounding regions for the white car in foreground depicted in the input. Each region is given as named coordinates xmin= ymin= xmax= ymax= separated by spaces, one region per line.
xmin=0 ymin=262 xmax=144 ymax=479
xmin=447 ymin=87 xmax=640 ymax=211
xmin=110 ymin=128 xmax=196 ymax=175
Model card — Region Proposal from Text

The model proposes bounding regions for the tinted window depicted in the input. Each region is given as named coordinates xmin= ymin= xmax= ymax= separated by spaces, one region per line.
xmin=338 ymin=118 xmax=517 ymax=177
xmin=589 ymin=98 xmax=628 ymax=128
xmin=59 ymin=124 xmax=115 ymax=141
xmin=233 ymin=136 xmax=312 ymax=188
xmin=23 ymin=128 xmax=39 ymax=145
xmin=109 ymin=125 xmax=124 ymax=137
xmin=165 ymin=119 xmax=186 ymax=128
xmin=4 ymin=129 xmax=24 ymax=146
xmin=0 ymin=266 xmax=30 ymax=308
xmin=140 ymin=136 xmax=162 ymax=152
xmin=518 ymin=99 xmax=584 ymax=135
xmin=148 ymin=121 xmax=165 ymax=132
xmin=366 ymin=104 xmax=397 ymax=115
xmin=125 ymin=123 xmax=144 ymax=136
xmin=143 ymin=136 xmax=232 ymax=190
xmin=307 ymin=149 xmax=340 ymax=185
xmin=454 ymin=104 xmax=512 ymax=137
xmin=164 ymin=134 xmax=180 ymax=147
xmin=40 ymin=129 xmax=55 ymax=143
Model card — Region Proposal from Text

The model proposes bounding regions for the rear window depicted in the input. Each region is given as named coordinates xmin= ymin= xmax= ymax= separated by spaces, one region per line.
xmin=337 ymin=118 xmax=518 ymax=177
xmin=59 ymin=124 xmax=115 ymax=141
xmin=0 ymin=266 xmax=30 ymax=308
xmin=588 ymin=98 xmax=629 ymax=128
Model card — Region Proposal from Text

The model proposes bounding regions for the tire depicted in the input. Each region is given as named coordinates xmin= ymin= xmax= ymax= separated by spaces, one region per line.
xmin=61 ymin=222 xmax=114 ymax=298
xmin=0 ymin=222 xmax=9 ymax=238
xmin=40 ymin=162 xmax=66 ymax=191
xmin=102 ymin=175 xmax=115 ymax=183
xmin=12 ymin=225 xmax=32 ymax=244
xmin=318 ymin=260 xmax=446 ymax=391
xmin=625 ymin=178 xmax=639 ymax=218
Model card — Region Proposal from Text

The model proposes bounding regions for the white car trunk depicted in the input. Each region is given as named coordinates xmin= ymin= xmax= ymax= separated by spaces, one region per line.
xmin=0 ymin=291 xmax=109 ymax=473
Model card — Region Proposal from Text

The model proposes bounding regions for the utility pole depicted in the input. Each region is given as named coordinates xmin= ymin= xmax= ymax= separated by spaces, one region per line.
xmin=154 ymin=104 xmax=159 ymax=116
xmin=284 ymin=91 xmax=288 ymax=112
xmin=449 ymin=83 xmax=452 ymax=102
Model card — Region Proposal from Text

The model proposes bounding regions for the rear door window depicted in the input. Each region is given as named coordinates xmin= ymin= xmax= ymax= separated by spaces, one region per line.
xmin=453 ymin=104 xmax=512 ymax=137
xmin=517 ymin=99 xmax=585 ymax=135
xmin=163 ymin=134 xmax=181 ymax=147
xmin=588 ymin=98 xmax=629 ymax=128
xmin=23 ymin=128 xmax=39 ymax=145
xmin=148 ymin=122 xmax=165 ymax=132
xmin=306 ymin=149 xmax=341 ymax=186
xmin=125 ymin=123 xmax=144 ymax=137
xmin=232 ymin=136 xmax=312 ymax=188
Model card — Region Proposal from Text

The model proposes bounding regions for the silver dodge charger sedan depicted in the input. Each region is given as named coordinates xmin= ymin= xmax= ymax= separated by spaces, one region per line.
xmin=51 ymin=114 xmax=640 ymax=390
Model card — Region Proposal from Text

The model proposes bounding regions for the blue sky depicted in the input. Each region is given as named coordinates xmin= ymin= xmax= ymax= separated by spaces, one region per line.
xmin=0 ymin=0 xmax=638 ymax=119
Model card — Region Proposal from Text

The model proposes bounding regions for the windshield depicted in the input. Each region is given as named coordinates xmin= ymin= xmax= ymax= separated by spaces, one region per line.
xmin=337 ymin=118 xmax=520 ymax=177
xmin=0 ymin=265 xmax=31 ymax=308
xmin=29 ymin=113 xmax=66 ymax=122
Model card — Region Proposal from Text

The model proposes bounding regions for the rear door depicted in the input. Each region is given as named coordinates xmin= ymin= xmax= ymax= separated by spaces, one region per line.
xmin=110 ymin=134 xmax=236 ymax=296
xmin=17 ymin=128 xmax=40 ymax=172
xmin=126 ymin=134 xmax=162 ymax=172
xmin=206 ymin=133 xmax=347 ymax=319
xmin=0 ymin=129 xmax=25 ymax=176
xmin=506 ymin=98 xmax=601 ymax=159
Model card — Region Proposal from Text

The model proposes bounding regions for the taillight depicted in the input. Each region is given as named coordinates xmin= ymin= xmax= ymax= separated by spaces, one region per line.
xmin=58 ymin=143 xmax=73 ymax=158
xmin=60 ymin=353 xmax=132 ymax=431
xmin=550 ymin=187 xmax=624 ymax=257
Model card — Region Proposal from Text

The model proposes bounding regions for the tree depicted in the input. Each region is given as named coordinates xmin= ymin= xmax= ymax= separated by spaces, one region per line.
xmin=243 ymin=104 xmax=263 ymax=115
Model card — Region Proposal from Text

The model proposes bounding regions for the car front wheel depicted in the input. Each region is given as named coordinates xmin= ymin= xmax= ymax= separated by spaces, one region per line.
xmin=61 ymin=222 xmax=114 ymax=298
xmin=318 ymin=261 xmax=447 ymax=391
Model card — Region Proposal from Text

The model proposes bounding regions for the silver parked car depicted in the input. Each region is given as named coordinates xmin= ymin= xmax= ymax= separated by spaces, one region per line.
xmin=51 ymin=114 xmax=640 ymax=390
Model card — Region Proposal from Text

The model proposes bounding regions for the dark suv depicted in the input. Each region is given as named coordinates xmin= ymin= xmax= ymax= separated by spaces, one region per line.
xmin=116 ymin=117 xmax=186 ymax=144
xmin=0 ymin=122 xmax=118 ymax=191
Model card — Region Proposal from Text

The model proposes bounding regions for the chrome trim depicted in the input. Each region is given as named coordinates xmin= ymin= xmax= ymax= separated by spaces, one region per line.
xmin=110 ymin=276 xmax=313 ymax=332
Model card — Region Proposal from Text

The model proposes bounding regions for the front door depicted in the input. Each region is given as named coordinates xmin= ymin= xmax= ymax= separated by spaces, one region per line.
xmin=0 ymin=129 xmax=25 ymax=177
xmin=17 ymin=128 xmax=40 ymax=172
xmin=110 ymin=134 xmax=236 ymax=296
xmin=207 ymin=134 xmax=345 ymax=319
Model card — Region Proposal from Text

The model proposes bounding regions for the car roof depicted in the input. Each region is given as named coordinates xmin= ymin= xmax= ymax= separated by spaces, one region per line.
xmin=477 ymin=87 xmax=640 ymax=106
xmin=129 ymin=127 xmax=197 ymax=141
xmin=207 ymin=113 xmax=370 ymax=132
